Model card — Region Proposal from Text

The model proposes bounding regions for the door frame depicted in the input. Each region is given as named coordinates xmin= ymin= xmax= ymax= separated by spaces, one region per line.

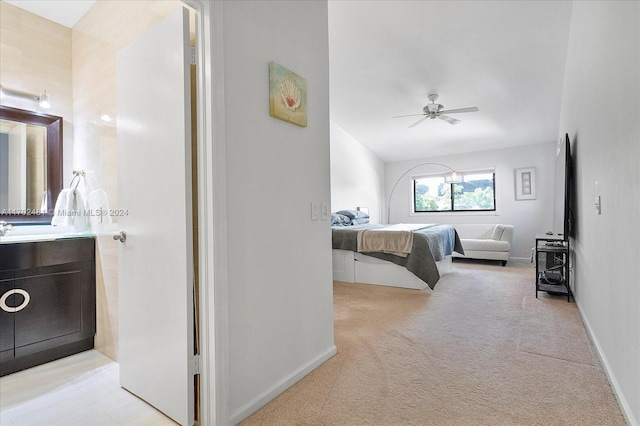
xmin=182 ymin=1 xmax=229 ymax=425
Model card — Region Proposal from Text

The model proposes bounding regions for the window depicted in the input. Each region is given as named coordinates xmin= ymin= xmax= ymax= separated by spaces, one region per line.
xmin=413 ymin=170 xmax=496 ymax=212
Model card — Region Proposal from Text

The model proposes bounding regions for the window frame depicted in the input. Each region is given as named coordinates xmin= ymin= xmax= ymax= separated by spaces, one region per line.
xmin=412 ymin=169 xmax=497 ymax=213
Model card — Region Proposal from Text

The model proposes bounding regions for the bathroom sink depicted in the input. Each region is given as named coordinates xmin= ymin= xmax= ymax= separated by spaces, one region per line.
xmin=0 ymin=225 xmax=65 ymax=244
xmin=0 ymin=225 xmax=114 ymax=244
xmin=0 ymin=233 xmax=63 ymax=244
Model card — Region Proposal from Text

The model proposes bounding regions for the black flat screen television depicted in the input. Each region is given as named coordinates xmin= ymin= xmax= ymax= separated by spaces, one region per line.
xmin=552 ymin=133 xmax=573 ymax=240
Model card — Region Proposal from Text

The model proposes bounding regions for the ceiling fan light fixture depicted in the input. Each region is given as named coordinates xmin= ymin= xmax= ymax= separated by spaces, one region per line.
xmin=393 ymin=93 xmax=478 ymax=127
xmin=426 ymin=104 xmax=440 ymax=114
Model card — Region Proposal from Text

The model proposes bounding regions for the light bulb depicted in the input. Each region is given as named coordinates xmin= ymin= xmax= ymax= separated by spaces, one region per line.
xmin=39 ymin=91 xmax=50 ymax=109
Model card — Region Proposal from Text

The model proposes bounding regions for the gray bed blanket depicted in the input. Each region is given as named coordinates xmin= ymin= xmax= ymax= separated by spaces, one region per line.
xmin=332 ymin=224 xmax=464 ymax=290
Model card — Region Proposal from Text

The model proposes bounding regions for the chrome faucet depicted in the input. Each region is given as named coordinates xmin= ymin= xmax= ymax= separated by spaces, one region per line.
xmin=0 ymin=221 xmax=13 ymax=236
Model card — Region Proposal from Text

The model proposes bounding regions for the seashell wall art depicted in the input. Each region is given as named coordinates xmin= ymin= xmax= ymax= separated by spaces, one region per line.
xmin=269 ymin=61 xmax=307 ymax=127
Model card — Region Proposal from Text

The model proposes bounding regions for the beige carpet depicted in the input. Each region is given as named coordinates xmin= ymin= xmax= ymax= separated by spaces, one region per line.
xmin=241 ymin=260 xmax=626 ymax=425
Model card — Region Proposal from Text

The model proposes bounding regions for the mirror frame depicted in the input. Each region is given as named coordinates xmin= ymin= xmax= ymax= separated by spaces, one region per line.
xmin=0 ymin=105 xmax=63 ymax=223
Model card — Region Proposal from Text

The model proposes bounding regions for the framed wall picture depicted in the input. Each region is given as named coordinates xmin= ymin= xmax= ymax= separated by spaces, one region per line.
xmin=515 ymin=167 xmax=536 ymax=200
xmin=268 ymin=61 xmax=307 ymax=127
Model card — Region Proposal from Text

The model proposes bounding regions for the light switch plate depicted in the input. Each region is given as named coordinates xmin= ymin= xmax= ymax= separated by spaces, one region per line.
xmin=311 ymin=202 xmax=320 ymax=220
xmin=321 ymin=203 xmax=330 ymax=220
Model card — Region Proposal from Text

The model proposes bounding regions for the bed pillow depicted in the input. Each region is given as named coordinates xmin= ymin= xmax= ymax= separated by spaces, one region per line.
xmin=351 ymin=217 xmax=370 ymax=225
xmin=331 ymin=213 xmax=352 ymax=227
xmin=336 ymin=209 xmax=369 ymax=225
xmin=336 ymin=209 xmax=369 ymax=220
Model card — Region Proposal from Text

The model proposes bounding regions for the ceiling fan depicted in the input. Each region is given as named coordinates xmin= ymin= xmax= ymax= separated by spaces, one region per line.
xmin=393 ymin=93 xmax=479 ymax=127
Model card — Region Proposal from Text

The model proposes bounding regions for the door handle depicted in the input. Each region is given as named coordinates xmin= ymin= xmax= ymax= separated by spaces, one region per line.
xmin=113 ymin=231 xmax=127 ymax=243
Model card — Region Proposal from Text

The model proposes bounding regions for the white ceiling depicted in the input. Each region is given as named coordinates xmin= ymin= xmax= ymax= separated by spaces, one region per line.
xmin=4 ymin=0 xmax=96 ymax=28
xmin=7 ymin=0 xmax=574 ymax=163
xmin=328 ymin=1 xmax=573 ymax=162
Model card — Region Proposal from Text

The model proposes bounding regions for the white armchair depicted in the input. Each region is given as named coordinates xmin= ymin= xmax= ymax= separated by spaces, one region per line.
xmin=451 ymin=224 xmax=514 ymax=266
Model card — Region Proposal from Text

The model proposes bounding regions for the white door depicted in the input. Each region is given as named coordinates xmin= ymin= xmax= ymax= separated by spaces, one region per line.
xmin=116 ymin=8 xmax=194 ymax=426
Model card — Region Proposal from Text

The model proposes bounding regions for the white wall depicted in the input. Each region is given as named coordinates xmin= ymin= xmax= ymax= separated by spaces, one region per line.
xmin=558 ymin=1 xmax=639 ymax=424
xmin=219 ymin=1 xmax=335 ymax=424
xmin=330 ymin=121 xmax=385 ymax=223
xmin=385 ymin=143 xmax=557 ymax=261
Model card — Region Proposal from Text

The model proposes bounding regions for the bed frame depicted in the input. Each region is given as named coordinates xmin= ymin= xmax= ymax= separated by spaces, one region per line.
xmin=332 ymin=249 xmax=452 ymax=290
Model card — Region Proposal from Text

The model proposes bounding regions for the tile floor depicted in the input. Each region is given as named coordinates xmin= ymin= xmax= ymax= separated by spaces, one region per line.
xmin=0 ymin=350 xmax=176 ymax=426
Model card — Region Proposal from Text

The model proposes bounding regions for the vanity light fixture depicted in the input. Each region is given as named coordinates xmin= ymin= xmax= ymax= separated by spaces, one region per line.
xmin=38 ymin=91 xmax=50 ymax=109
xmin=100 ymin=113 xmax=113 ymax=122
xmin=0 ymin=85 xmax=51 ymax=109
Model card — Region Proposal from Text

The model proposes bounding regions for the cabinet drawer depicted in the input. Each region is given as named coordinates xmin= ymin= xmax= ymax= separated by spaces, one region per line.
xmin=0 ymin=238 xmax=95 ymax=271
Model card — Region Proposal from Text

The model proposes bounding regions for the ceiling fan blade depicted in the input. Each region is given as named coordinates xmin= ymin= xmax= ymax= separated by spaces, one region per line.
xmin=409 ymin=115 xmax=430 ymax=128
xmin=392 ymin=113 xmax=427 ymax=118
xmin=440 ymin=106 xmax=479 ymax=114
xmin=439 ymin=115 xmax=461 ymax=125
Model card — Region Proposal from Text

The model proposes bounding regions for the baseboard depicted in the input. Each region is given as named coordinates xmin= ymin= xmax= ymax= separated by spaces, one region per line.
xmin=229 ymin=345 xmax=338 ymax=425
xmin=509 ymin=256 xmax=531 ymax=263
xmin=575 ymin=301 xmax=638 ymax=426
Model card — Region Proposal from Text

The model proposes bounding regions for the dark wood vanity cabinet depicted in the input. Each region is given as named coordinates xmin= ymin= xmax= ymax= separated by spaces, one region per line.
xmin=0 ymin=238 xmax=96 ymax=376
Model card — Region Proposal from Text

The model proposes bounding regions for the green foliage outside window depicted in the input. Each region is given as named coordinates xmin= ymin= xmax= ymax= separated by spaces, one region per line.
xmin=414 ymin=182 xmax=451 ymax=211
xmin=453 ymin=182 xmax=495 ymax=210
xmin=414 ymin=172 xmax=495 ymax=212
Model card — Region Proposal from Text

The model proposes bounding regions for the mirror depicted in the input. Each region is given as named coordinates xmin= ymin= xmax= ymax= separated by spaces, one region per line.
xmin=0 ymin=105 xmax=63 ymax=223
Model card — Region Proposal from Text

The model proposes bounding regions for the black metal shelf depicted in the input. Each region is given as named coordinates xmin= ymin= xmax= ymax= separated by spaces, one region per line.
xmin=537 ymin=282 xmax=569 ymax=295
xmin=536 ymin=245 xmax=567 ymax=253
xmin=535 ymin=234 xmax=571 ymax=302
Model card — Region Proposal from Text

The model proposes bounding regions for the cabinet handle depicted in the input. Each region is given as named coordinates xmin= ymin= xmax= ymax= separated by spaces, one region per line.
xmin=0 ymin=289 xmax=31 ymax=313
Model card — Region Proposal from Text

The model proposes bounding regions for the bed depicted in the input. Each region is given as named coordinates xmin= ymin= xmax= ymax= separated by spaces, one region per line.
xmin=331 ymin=212 xmax=464 ymax=290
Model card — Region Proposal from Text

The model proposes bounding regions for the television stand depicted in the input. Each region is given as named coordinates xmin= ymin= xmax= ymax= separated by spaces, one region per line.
xmin=535 ymin=234 xmax=571 ymax=302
